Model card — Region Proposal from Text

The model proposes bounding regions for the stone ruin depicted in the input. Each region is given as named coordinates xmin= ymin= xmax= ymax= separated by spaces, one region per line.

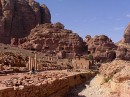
xmin=0 ymin=71 xmax=93 ymax=97
xmin=26 ymin=54 xmax=41 ymax=71
xmin=0 ymin=50 xmax=34 ymax=72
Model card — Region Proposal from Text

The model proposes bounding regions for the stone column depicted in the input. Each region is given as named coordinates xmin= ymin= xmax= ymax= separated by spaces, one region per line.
xmin=31 ymin=58 xmax=33 ymax=69
xmin=34 ymin=54 xmax=37 ymax=70
xmin=28 ymin=56 xmax=31 ymax=70
xmin=30 ymin=58 xmax=33 ymax=70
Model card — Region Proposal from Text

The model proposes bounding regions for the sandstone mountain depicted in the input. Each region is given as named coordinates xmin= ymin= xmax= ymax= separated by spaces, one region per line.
xmin=18 ymin=23 xmax=86 ymax=58
xmin=117 ymin=23 xmax=130 ymax=47
xmin=0 ymin=0 xmax=130 ymax=63
xmin=84 ymin=35 xmax=117 ymax=62
xmin=0 ymin=0 xmax=51 ymax=44
xmin=0 ymin=0 xmax=86 ymax=58
xmin=119 ymin=23 xmax=130 ymax=44
xmin=116 ymin=23 xmax=130 ymax=60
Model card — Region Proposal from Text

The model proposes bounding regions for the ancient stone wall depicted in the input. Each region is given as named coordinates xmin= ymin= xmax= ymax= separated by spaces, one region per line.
xmin=0 ymin=72 xmax=93 ymax=97
xmin=72 ymin=58 xmax=90 ymax=69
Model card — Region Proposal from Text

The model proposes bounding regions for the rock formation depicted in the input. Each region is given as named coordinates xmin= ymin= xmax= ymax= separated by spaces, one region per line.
xmin=85 ymin=35 xmax=117 ymax=62
xmin=121 ymin=23 xmax=130 ymax=43
xmin=99 ymin=60 xmax=130 ymax=87
xmin=0 ymin=0 xmax=51 ymax=44
xmin=116 ymin=46 xmax=130 ymax=60
xmin=0 ymin=52 xmax=27 ymax=67
xmin=18 ymin=23 xmax=85 ymax=58
xmin=117 ymin=23 xmax=130 ymax=46
xmin=116 ymin=23 xmax=130 ymax=60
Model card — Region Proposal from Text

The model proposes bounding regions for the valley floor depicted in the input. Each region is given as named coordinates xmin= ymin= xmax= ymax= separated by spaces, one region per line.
xmin=67 ymin=76 xmax=119 ymax=97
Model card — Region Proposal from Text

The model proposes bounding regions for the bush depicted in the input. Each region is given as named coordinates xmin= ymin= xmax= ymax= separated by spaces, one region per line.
xmin=88 ymin=54 xmax=93 ymax=60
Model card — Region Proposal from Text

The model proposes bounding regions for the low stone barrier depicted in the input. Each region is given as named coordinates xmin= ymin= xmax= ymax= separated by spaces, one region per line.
xmin=0 ymin=72 xmax=95 ymax=97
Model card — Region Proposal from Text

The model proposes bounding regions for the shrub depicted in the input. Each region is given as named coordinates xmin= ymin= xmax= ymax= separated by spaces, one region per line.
xmin=88 ymin=54 xmax=93 ymax=60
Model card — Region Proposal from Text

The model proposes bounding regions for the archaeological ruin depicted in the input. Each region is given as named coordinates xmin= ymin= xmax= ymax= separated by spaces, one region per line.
xmin=0 ymin=0 xmax=130 ymax=97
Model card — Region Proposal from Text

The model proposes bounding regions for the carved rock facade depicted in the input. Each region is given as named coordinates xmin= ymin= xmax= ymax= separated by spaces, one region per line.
xmin=19 ymin=23 xmax=85 ymax=58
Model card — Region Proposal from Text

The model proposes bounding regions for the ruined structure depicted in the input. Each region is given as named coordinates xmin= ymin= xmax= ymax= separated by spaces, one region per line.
xmin=26 ymin=54 xmax=40 ymax=71
xmin=0 ymin=71 xmax=94 ymax=97
xmin=0 ymin=0 xmax=51 ymax=44
xmin=72 ymin=57 xmax=91 ymax=70
xmin=0 ymin=52 xmax=27 ymax=67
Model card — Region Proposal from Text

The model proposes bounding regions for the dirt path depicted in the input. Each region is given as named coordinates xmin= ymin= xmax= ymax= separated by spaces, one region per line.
xmin=66 ymin=75 xmax=116 ymax=97
xmin=66 ymin=80 xmax=90 ymax=97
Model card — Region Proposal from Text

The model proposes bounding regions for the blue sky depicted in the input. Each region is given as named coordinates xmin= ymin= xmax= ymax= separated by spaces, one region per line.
xmin=37 ymin=0 xmax=130 ymax=42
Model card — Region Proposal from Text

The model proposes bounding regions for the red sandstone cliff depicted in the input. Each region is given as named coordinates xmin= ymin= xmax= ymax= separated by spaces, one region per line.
xmin=18 ymin=23 xmax=86 ymax=58
xmin=0 ymin=0 xmax=51 ymax=44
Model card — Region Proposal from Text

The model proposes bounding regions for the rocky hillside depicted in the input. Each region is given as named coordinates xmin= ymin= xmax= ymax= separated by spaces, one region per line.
xmin=99 ymin=60 xmax=130 ymax=81
xmin=0 ymin=0 xmax=51 ymax=44
xmin=0 ymin=0 xmax=130 ymax=63
xmin=116 ymin=23 xmax=130 ymax=61
xmin=0 ymin=0 xmax=86 ymax=58
xmin=18 ymin=23 xmax=85 ymax=58
xmin=96 ymin=60 xmax=130 ymax=96
xmin=84 ymin=35 xmax=117 ymax=62
xmin=118 ymin=23 xmax=130 ymax=45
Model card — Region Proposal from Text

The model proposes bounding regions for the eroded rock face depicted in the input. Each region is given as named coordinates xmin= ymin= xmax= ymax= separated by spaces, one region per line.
xmin=118 ymin=23 xmax=130 ymax=46
xmin=19 ymin=23 xmax=85 ymax=58
xmin=116 ymin=23 xmax=130 ymax=60
xmin=0 ymin=52 xmax=27 ymax=67
xmin=86 ymin=35 xmax=117 ymax=53
xmin=0 ymin=0 xmax=51 ymax=44
xmin=116 ymin=46 xmax=130 ymax=61
xmin=99 ymin=60 xmax=130 ymax=83
xmin=122 ymin=23 xmax=130 ymax=43
xmin=85 ymin=35 xmax=117 ymax=62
